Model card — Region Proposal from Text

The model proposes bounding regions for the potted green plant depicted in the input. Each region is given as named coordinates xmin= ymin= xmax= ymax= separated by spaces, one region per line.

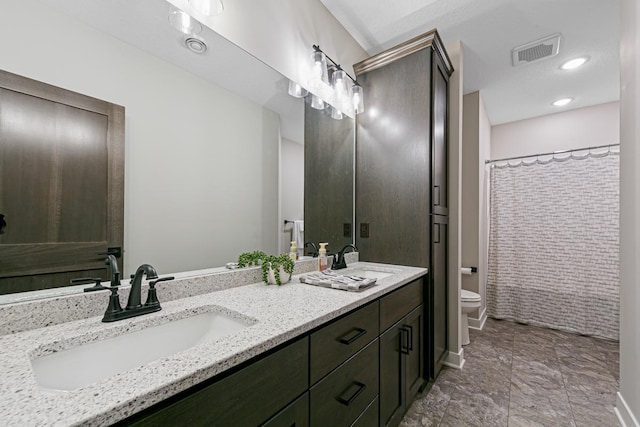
xmin=237 ymin=251 xmax=294 ymax=285
xmin=261 ymin=254 xmax=295 ymax=285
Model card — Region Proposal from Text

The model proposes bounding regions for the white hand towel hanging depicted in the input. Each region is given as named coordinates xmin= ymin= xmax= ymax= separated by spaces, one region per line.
xmin=294 ymin=220 xmax=304 ymax=257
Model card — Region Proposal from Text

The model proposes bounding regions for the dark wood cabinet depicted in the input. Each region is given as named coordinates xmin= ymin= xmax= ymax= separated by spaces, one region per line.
xmin=310 ymin=339 xmax=379 ymax=427
xmin=354 ymin=29 xmax=452 ymax=383
xmin=121 ymin=278 xmax=427 ymax=427
xmin=125 ymin=337 xmax=309 ymax=427
xmin=263 ymin=392 xmax=309 ymax=427
xmin=304 ymin=102 xmax=355 ymax=250
xmin=310 ymin=301 xmax=379 ymax=384
xmin=430 ymin=215 xmax=448 ymax=379
xmin=379 ymin=279 xmax=425 ymax=427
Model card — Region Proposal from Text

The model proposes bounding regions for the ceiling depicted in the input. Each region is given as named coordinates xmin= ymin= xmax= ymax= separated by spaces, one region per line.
xmin=321 ymin=0 xmax=620 ymax=125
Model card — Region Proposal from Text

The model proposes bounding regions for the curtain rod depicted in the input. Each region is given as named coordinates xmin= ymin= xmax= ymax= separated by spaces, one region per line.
xmin=485 ymin=143 xmax=620 ymax=164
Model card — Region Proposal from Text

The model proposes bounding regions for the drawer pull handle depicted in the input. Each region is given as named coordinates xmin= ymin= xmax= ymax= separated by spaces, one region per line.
xmin=400 ymin=327 xmax=410 ymax=355
xmin=404 ymin=324 xmax=414 ymax=351
xmin=337 ymin=381 xmax=366 ymax=406
xmin=338 ymin=328 xmax=367 ymax=345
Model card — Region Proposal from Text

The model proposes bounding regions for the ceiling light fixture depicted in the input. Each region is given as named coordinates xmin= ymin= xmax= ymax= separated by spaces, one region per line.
xmin=287 ymin=45 xmax=364 ymax=118
xmin=188 ymin=0 xmax=224 ymax=16
xmin=552 ymin=97 xmax=573 ymax=107
xmin=560 ymin=57 xmax=589 ymax=70
xmin=168 ymin=10 xmax=202 ymax=35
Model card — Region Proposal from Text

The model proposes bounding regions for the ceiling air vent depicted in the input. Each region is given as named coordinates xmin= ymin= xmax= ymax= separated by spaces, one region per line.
xmin=512 ymin=33 xmax=561 ymax=67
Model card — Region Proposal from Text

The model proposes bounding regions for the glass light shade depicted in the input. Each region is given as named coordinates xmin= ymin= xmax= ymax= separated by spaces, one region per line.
xmin=351 ymin=85 xmax=365 ymax=114
xmin=311 ymin=51 xmax=329 ymax=84
xmin=332 ymin=69 xmax=348 ymax=103
xmin=189 ymin=0 xmax=224 ymax=16
xmin=288 ymin=80 xmax=308 ymax=98
xmin=168 ymin=10 xmax=202 ymax=34
xmin=310 ymin=94 xmax=325 ymax=110
xmin=331 ymin=106 xmax=343 ymax=120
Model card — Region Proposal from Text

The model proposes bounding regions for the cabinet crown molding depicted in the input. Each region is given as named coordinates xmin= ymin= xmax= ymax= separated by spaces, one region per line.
xmin=353 ymin=29 xmax=453 ymax=76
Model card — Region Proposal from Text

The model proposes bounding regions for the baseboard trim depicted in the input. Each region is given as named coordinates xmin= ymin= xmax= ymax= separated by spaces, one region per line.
xmin=468 ymin=307 xmax=487 ymax=330
xmin=616 ymin=392 xmax=640 ymax=427
xmin=443 ymin=348 xmax=465 ymax=370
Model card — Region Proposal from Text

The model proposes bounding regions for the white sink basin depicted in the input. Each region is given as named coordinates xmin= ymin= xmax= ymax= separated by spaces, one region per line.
xmin=31 ymin=310 xmax=253 ymax=392
xmin=344 ymin=267 xmax=402 ymax=280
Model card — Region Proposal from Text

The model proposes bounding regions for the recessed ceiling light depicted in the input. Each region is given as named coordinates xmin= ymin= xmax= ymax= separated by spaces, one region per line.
xmin=552 ymin=98 xmax=574 ymax=107
xmin=560 ymin=57 xmax=589 ymax=70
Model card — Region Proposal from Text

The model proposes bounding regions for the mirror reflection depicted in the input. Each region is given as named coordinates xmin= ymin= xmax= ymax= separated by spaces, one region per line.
xmin=0 ymin=0 xmax=355 ymax=301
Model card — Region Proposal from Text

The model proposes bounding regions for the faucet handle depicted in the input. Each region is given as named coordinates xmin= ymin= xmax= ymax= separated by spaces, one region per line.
xmin=145 ymin=276 xmax=174 ymax=309
xmin=149 ymin=276 xmax=174 ymax=287
xmin=71 ymin=277 xmax=109 ymax=293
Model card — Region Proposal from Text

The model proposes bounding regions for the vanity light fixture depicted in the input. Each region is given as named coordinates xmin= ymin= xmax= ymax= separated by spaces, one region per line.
xmin=560 ymin=56 xmax=589 ymax=70
xmin=188 ymin=0 xmax=224 ymax=16
xmin=168 ymin=9 xmax=202 ymax=35
xmin=552 ymin=97 xmax=573 ymax=107
xmin=288 ymin=81 xmax=308 ymax=98
xmin=304 ymin=45 xmax=365 ymax=117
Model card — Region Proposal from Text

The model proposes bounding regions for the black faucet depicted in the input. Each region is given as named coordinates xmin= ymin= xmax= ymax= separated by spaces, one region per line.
xmin=331 ymin=244 xmax=358 ymax=270
xmin=304 ymin=241 xmax=319 ymax=257
xmin=102 ymin=264 xmax=174 ymax=322
xmin=105 ymin=255 xmax=121 ymax=288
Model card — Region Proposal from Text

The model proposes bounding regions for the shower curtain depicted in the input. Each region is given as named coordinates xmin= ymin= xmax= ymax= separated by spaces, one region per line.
xmin=486 ymin=152 xmax=619 ymax=340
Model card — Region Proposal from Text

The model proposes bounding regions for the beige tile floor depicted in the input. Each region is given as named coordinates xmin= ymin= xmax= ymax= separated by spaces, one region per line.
xmin=401 ymin=319 xmax=619 ymax=427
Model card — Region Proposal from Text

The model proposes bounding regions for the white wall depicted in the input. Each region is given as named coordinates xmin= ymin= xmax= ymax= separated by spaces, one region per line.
xmin=279 ymin=138 xmax=304 ymax=254
xmin=461 ymin=91 xmax=491 ymax=327
xmin=491 ymin=102 xmax=620 ymax=160
xmin=167 ymin=0 xmax=368 ymax=93
xmin=446 ymin=41 xmax=464 ymax=367
xmin=0 ymin=0 xmax=280 ymax=276
xmin=618 ymin=0 xmax=640 ymax=424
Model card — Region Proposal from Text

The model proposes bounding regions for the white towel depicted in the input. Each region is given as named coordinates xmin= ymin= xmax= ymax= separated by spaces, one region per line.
xmin=293 ymin=220 xmax=304 ymax=257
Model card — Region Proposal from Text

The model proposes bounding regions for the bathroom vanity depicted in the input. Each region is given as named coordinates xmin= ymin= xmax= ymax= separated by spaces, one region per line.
xmin=0 ymin=258 xmax=427 ymax=426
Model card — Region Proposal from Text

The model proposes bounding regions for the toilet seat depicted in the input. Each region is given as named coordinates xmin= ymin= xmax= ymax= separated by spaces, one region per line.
xmin=461 ymin=289 xmax=481 ymax=302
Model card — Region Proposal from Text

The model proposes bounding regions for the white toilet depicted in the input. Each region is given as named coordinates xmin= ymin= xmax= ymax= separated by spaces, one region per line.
xmin=461 ymin=289 xmax=481 ymax=346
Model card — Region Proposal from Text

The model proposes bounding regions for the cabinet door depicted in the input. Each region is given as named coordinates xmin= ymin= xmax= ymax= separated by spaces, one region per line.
xmin=379 ymin=321 xmax=405 ymax=427
xmin=355 ymin=49 xmax=432 ymax=267
xmin=404 ymin=305 xmax=424 ymax=403
xmin=431 ymin=215 xmax=448 ymax=378
xmin=431 ymin=52 xmax=449 ymax=216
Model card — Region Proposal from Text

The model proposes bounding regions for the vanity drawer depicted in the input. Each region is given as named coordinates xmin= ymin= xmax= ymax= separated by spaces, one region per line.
xmin=262 ymin=392 xmax=309 ymax=427
xmin=128 ymin=337 xmax=308 ymax=427
xmin=351 ymin=396 xmax=379 ymax=427
xmin=310 ymin=339 xmax=379 ymax=427
xmin=310 ymin=301 xmax=379 ymax=384
xmin=379 ymin=278 xmax=423 ymax=332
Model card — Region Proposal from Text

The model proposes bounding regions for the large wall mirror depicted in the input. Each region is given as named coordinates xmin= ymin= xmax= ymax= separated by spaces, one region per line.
xmin=0 ymin=0 xmax=354 ymax=301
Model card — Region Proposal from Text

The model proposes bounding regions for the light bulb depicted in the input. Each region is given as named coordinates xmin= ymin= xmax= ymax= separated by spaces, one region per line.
xmin=189 ymin=0 xmax=224 ymax=16
xmin=560 ymin=57 xmax=589 ymax=70
xmin=311 ymin=94 xmax=325 ymax=110
xmin=288 ymin=80 xmax=308 ymax=98
xmin=552 ymin=97 xmax=573 ymax=107
xmin=168 ymin=10 xmax=202 ymax=34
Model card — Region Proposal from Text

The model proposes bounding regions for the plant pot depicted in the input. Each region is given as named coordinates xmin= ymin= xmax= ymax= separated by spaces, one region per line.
xmin=267 ymin=266 xmax=291 ymax=285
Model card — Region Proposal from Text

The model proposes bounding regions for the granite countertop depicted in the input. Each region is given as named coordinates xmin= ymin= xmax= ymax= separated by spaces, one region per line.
xmin=0 ymin=262 xmax=427 ymax=426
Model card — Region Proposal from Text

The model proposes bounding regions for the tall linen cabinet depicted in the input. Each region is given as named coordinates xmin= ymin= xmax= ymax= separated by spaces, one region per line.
xmin=353 ymin=30 xmax=453 ymax=382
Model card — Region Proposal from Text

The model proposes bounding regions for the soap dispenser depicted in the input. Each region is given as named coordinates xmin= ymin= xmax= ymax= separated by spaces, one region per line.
xmin=289 ymin=241 xmax=298 ymax=261
xmin=318 ymin=243 xmax=329 ymax=271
